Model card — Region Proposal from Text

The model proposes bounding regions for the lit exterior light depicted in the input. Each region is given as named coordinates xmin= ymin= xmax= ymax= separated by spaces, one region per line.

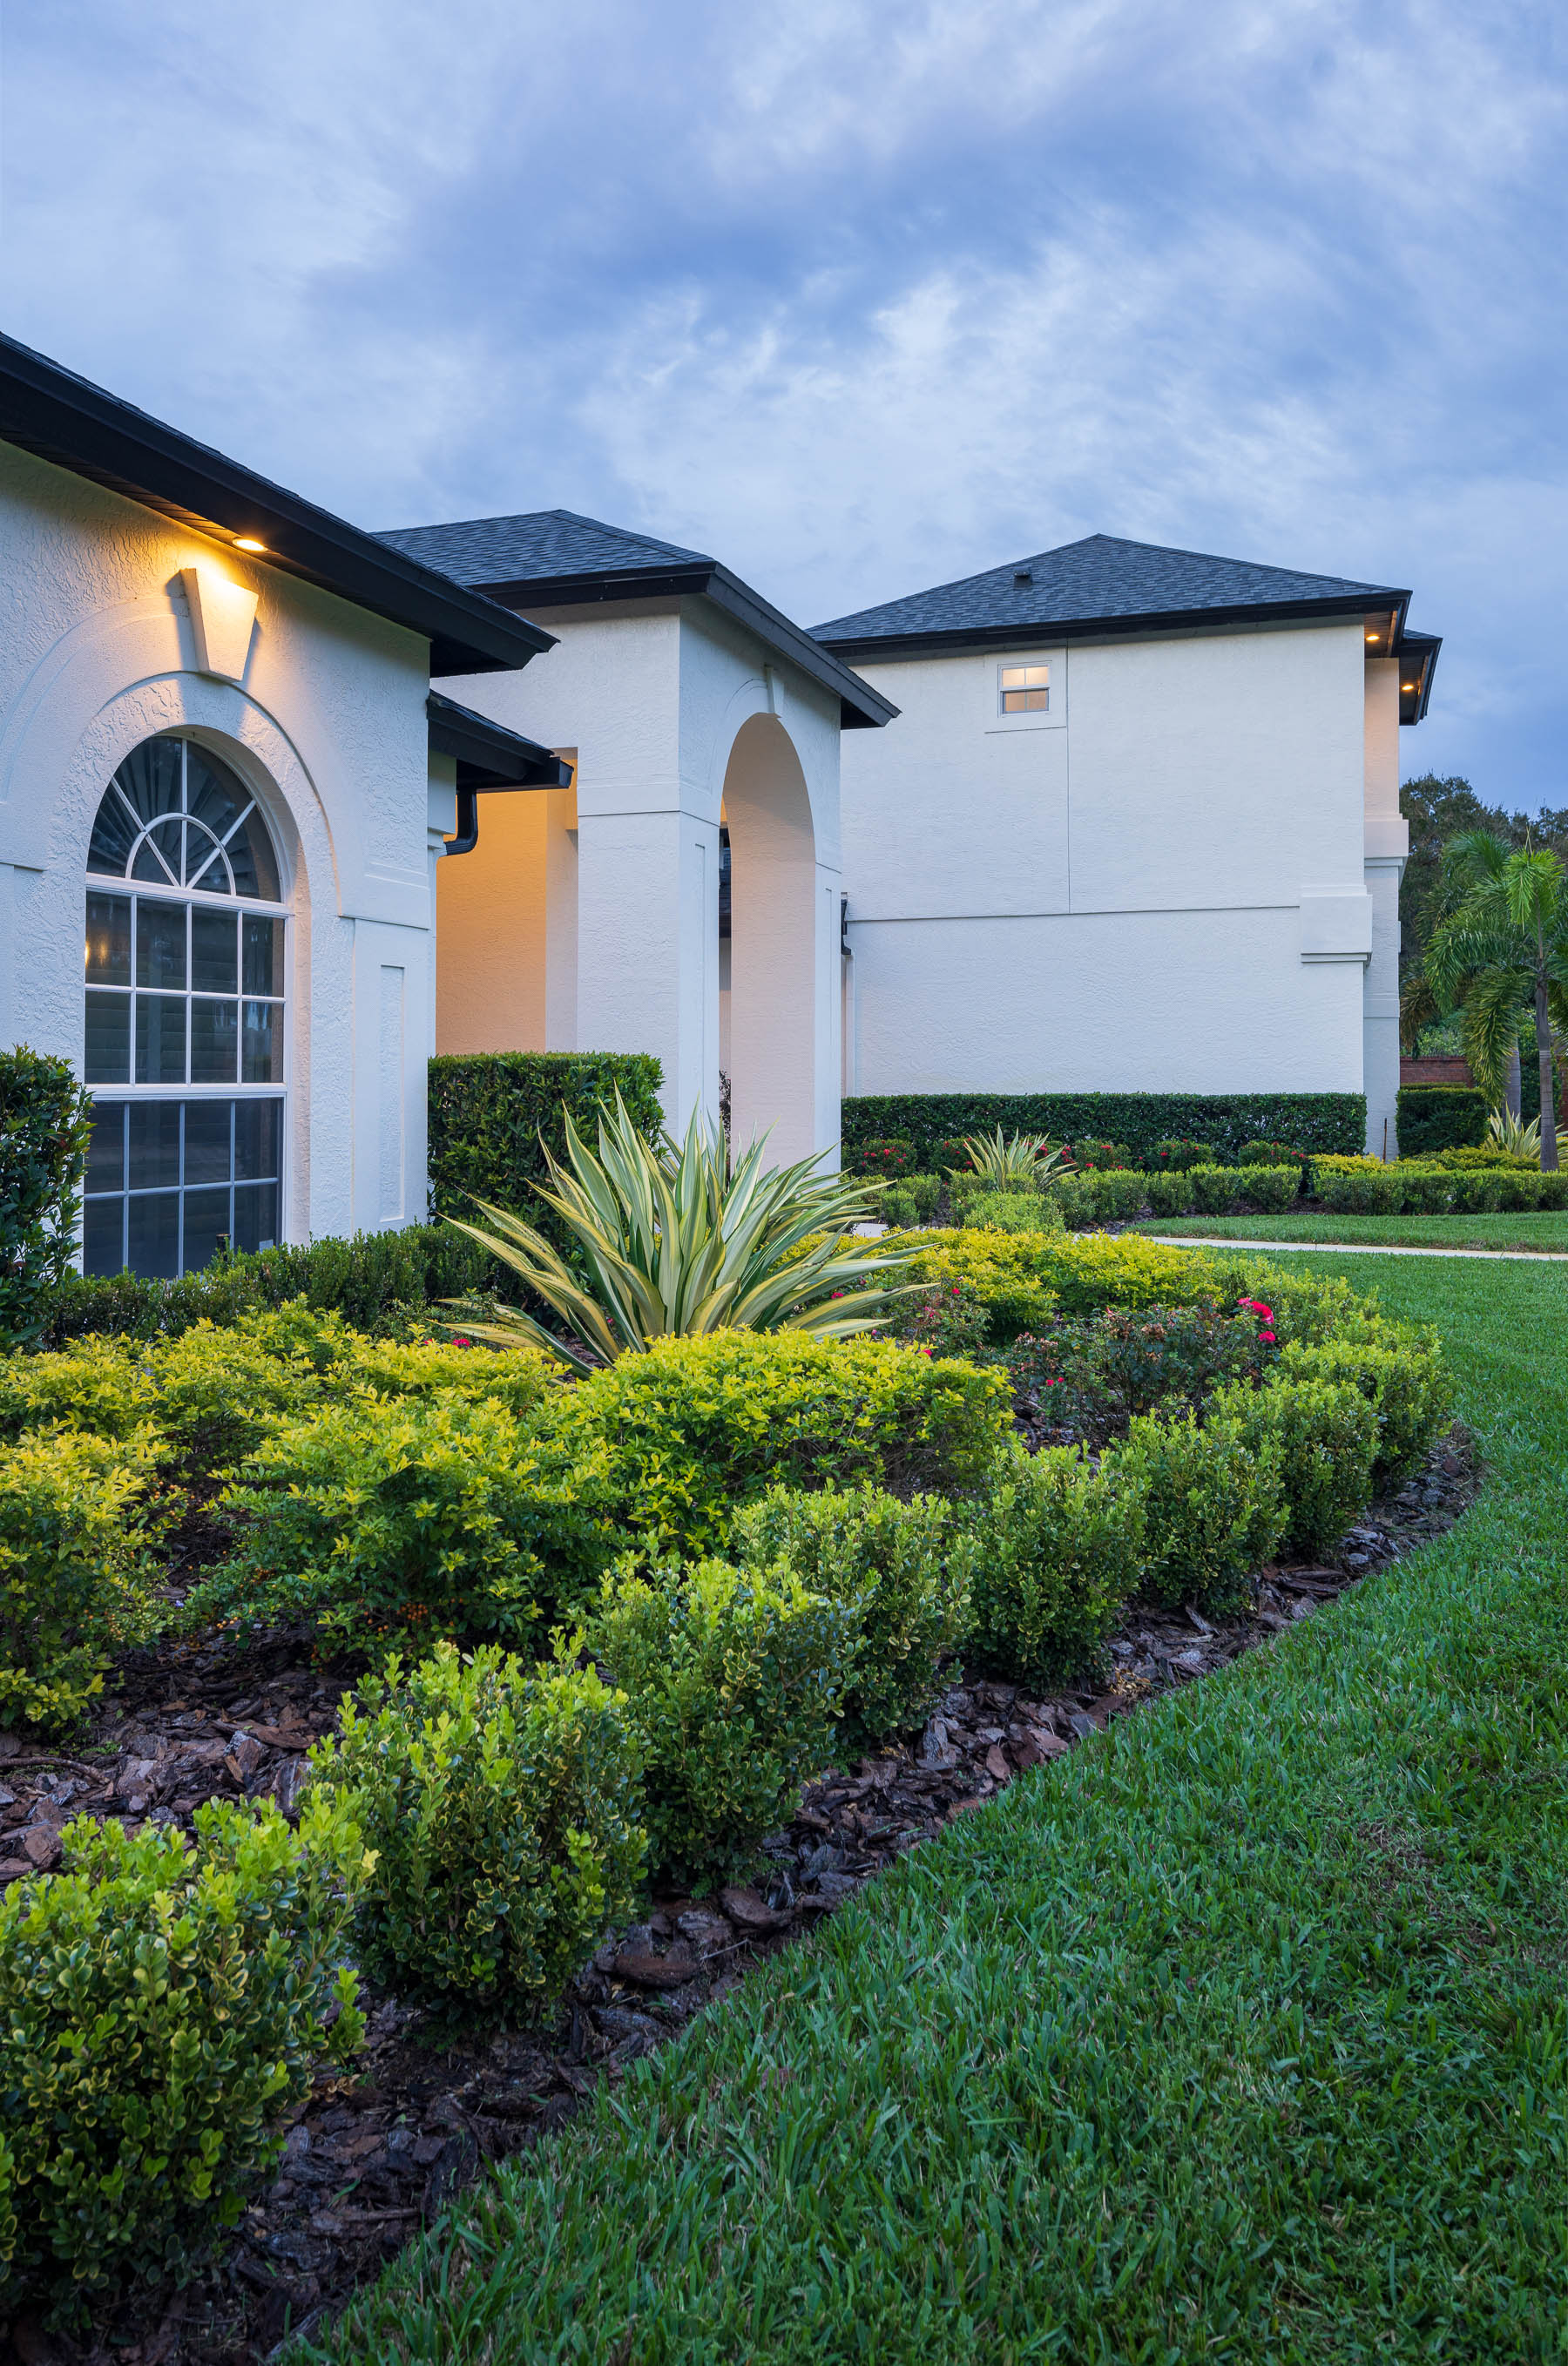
xmin=1365 ymin=632 xmax=1380 ymax=641
xmin=1402 ymin=681 xmax=1415 ymax=691
xmin=234 ymin=537 xmax=267 ymax=553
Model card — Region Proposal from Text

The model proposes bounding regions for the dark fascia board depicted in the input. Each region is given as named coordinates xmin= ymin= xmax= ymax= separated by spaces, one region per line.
xmin=0 ymin=331 xmax=554 ymax=678
xmin=426 ymin=691 xmax=571 ymax=791
xmin=814 ymin=587 xmax=1415 ymax=667
xmin=1395 ymin=630 xmax=1441 ymax=725
xmin=470 ymin=558 xmax=899 ymax=731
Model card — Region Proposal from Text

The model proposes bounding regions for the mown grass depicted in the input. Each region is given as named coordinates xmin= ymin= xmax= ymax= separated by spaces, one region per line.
xmin=307 ymin=1255 xmax=1568 ymax=2365
xmin=1138 ymin=1209 xmax=1568 ymax=1253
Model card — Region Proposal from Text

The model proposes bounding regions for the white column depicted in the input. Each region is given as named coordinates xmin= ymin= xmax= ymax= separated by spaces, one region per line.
xmin=1364 ymin=842 xmax=1406 ymax=1158
xmin=576 ymin=808 xmax=718 ymax=1136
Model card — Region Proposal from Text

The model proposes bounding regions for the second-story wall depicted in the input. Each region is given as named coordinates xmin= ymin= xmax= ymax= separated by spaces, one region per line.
xmin=840 ymin=617 xmax=1373 ymax=1104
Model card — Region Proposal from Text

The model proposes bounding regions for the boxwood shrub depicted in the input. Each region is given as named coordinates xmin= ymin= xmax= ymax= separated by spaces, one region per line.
xmin=310 ymin=1642 xmax=645 ymax=2015
xmin=1115 ymin=1408 xmax=1286 ymax=1614
xmin=0 ymin=1795 xmax=365 ymax=2311
xmin=732 ymin=1483 xmax=977 ymax=1748
xmin=0 ymin=1046 xmax=94 ymax=1349
xmin=586 ymin=1557 xmax=854 ymax=1889
xmin=967 ymin=1444 xmax=1146 ymax=1690
xmin=1209 ymin=1369 xmax=1379 ymax=1560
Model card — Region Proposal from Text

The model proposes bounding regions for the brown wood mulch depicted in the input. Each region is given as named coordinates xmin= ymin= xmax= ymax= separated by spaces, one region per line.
xmin=0 ymin=1425 xmax=1479 ymax=2366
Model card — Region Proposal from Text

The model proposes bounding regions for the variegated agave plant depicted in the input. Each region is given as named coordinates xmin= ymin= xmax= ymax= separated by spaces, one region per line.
xmin=955 ymin=1126 xmax=1076 ymax=1187
xmin=443 ymin=1092 xmax=913 ymax=1370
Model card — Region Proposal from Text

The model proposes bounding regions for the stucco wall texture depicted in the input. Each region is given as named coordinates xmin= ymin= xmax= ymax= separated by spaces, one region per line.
xmin=838 ymin=621 xmax=1406 ymax=1153
xmin=0 ymin=443 xmax=439 ymax=1245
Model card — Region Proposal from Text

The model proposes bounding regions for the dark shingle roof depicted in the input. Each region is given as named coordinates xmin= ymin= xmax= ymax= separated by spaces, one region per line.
xmin=812 ymin=532 xmax=1410 ymax=652
xmin=377 ymin=508 xmax=713 ymax=585
xmin=375 ymin=509 xmax=897 ymax=731
xmin=0 ymin=330 xmax=553 ymax=677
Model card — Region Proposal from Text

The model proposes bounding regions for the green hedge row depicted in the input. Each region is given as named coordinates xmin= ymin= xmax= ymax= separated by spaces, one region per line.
xmin=36 ymin=1223 xmax=497 ymax=1347
xmin=428 ymin=1052 xmax=664 ymax=1221
xmin=843 ymin=1092 xmax=1367 ymax=1166
xmin=1395 ymin=1085 xmax=1488 ymax=1156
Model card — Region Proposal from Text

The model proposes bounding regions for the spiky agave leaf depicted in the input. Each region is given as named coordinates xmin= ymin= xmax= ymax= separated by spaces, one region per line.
xmin=443 ymin=1092 xmax=913 ymax=1364
xmin=956 ymin=1127 xmax=1075 ymax=1186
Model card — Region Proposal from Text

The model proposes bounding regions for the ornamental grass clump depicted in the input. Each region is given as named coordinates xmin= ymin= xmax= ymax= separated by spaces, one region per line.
xmin=196 ymin=1394 xmax=615 ymax=1653
xmin=0 ymin=1795 xmax=366 ymax=2316
xmin=968 ymin=1444 xmax=1146 ymax=1691
xmin=1114 ymin=1409 xmax=1287 ymax=1614
xmin=309 ymin=1642 xmax=645 ymax=2016
xmin=444 ymin=1091 xmax=908 ymax=1370
xmin=732 ymin=1484 xmax=977 ymax=1749
xmin=0 ymin=1428 xmax=165 ymax=1734
xmin=586 ymin=1558 xmax=855 ymax=1890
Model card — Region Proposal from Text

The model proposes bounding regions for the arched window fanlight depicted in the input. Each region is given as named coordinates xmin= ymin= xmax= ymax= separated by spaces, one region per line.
xmin=82 ymin=736 xmax=287 ymax=1281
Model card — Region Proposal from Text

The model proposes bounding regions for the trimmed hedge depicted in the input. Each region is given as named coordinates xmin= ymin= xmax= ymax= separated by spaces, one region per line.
xmin=1396 ymin=1085 xmax=1488 ymax=1156
xmin=844 ymin=1092 xmax=1366 ymax=1166
xmin=0 ymin=1046 xmax=95 ymax=1349
xmin=37 ymin=1222 xmax=497 ymax=1347
xmin=428 ymin=1052 xmax=665 ymax=1222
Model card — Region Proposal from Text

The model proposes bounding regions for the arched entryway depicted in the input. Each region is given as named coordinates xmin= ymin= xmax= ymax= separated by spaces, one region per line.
xmin=720 ymin=713 xmax=821 ymax=1168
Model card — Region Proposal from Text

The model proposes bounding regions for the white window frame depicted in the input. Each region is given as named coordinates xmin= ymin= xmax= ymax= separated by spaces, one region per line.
xmin=81 ymin=733 xmax=291 ymax=1278
xmin=985 ymin=647 xmax=1068 ymax=733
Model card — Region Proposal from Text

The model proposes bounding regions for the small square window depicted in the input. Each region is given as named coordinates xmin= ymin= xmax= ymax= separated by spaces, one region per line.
xmin=999 ymin=663 xmax=1050 ymax=714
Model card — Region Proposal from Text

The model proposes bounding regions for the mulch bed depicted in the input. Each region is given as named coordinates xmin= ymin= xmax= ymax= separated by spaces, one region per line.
xmin=2 ymin=1424 xmax=1480 ymax=2366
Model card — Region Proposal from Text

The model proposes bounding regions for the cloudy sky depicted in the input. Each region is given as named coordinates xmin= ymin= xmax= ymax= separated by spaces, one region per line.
xmin=2 ymin=1 xmax=1564 ymax=805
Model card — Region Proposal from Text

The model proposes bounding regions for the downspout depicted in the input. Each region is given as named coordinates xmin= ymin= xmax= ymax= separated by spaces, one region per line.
xmin=443 ymin=784 xmax=480 ymax=858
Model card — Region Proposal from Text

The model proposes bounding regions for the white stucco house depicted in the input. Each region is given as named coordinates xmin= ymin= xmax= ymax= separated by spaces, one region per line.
xmin=813 ymin=537 xmax=1439 ymax=1157
xmin=1 ymin=321 xmax=1444 ymax=1284
xmin=375 ymin=513 xmax=895 ymax=1170
xmin=0 ymin=332 xmax=565 ymax=1277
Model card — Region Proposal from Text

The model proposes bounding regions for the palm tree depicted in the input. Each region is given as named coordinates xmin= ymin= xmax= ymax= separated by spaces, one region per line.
xmin=1423 ymin=832 xmax=1568 ymax=1171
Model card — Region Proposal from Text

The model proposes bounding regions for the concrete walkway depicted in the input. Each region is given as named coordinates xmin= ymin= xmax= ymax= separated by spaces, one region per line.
xmin=1154 ymin=1234 xmax=1568 ymax=1264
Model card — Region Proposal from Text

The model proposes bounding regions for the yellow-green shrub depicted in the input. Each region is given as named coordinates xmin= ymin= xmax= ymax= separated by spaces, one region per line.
xmin=563 ymin=1330 xmax=1010 ymax=1558
xmin=892 ymin=1227 xmax=1220 ymax=1340
xmin=1210 ymin=1370 xmax=1379 ymax=1559
xmin=585 ymin=1558 xmax=854 ymax=1889
xmin=1113 ymin=1408 xmax=1286 ymax=1613
xmin=0 ymin=1335 xmax=159 ymax=1445
xmin=194 ymin=1395 xmax=615 ymax=1652
xmin=963 ymin=1193 xmax=1066 ymax=1235
xmin=732 ymin=1483 xmax=976 ymax=1748
xmin=310 ymin=1642 xmax=644 ymax=2014
xmin=0 ymin=1429 xmax=164 ymax=1734
xmin=0 ymin=1795 xmax=365 ymax=2311
xmin=967 ymin=1444 xmax=1146 ymax=1689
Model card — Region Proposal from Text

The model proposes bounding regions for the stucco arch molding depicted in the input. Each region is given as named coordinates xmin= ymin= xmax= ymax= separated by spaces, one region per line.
xmin=0 ymin=596 xmax=341 ymax=912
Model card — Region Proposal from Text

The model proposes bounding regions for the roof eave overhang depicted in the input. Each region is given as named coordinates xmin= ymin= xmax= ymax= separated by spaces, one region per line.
xmin=0 ymin=335 xmax=554 ymax=678
xmin=1395 ymin=631 xmax=1441 ymax=725
xmin=472 ymin=560 xmax=899 ymax=731
xmin=426 ymin=692 xmax=571 ymax=791
xmin=814 ymin=590 xmax=1414 ymax=667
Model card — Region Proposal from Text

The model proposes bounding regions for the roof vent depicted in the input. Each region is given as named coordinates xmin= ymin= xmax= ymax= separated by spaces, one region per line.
xmin=1013 ymin=570 xmax=1032 ymax=588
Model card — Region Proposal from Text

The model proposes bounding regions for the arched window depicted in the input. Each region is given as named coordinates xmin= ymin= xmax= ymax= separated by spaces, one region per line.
xmin=82 ymin=735 xmax=287 ymax=1278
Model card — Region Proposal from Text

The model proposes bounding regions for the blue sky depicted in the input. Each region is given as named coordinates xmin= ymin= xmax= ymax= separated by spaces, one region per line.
xmin=2 ymin=0 xmax=1565 ymax=807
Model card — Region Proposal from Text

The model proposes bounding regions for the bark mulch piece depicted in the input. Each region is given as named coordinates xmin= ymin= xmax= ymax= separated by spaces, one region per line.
xmin=0 ymin=1423 xmax=1479 ymax=2365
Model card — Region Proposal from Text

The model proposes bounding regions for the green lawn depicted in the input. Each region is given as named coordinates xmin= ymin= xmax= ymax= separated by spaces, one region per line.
xmin=308 ymin=1255 xmax=1568 ymax=2365
xmin=1138 ymin=1209 xmax=1568 ymax=1254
